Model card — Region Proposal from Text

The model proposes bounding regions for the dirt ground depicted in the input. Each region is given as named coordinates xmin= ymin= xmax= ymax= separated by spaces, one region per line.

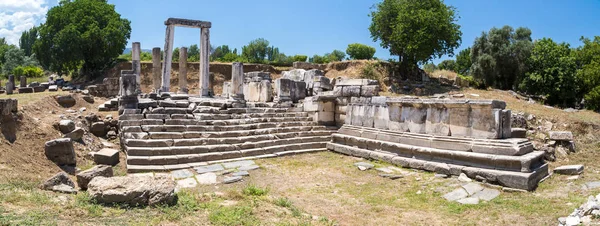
xmin=0 ymin=87 xmax=599 ymax=225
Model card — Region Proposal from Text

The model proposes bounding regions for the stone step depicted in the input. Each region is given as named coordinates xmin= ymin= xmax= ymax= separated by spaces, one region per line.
xmin=326 ymin=142 xmax=548 ymax=191
xmin=121 ymin=121 xmax=320 ymax=133
xmin=126 ymin=141 xmax=328 ymax=166
xmin=124 ymin=131 xmax=335 ymax=147
xmin=126 ymin=148 xmax=327 ymax=173
xmin=121 ymin=125 xmax=332 ymax=140
xmin=330 ymin=133 xmax=545 ymax=173
xmin=126 ymin=136 xmax=331 ymax=156
xmin=339 ymin=125 xmax=533 ymax=156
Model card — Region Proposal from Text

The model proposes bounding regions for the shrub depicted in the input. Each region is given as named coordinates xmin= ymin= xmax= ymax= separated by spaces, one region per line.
xmin=311 ymin=54 xmax=329 ymax=64
xmin=361 ymin=63 xmax=379 ymax=80
xmin=12 ymin=66 xmax=44 ymax=78
xmin=584 ymin=86 xmax=600 ymax=111
xmin=346 ymin=43 xmax=376 ymax=60
xmin=290 ymin=55 xmax=307 ymax=62
xmin=241 ymin=185 xmax=268 ymax=196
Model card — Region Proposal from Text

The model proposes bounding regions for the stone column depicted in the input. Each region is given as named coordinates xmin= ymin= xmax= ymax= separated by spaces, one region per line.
xmin=118 ymin=73 xmax=139 ymax=114
xmin=152 ymin=48 xmax=162 ymax=92
xmin=199 ymin=27 xmax=211 ymax=96
xmin=20 ymin=76 xmax=26 ymax=88
xmin=6 ymin=75 xmax=14 ymax=95
xmin=131 ymin=42 xmax=142 ymax=93
xmin=231 ymin=62 xmax=244 ymax=100
xmin=161 ymin=25 xmax=175 ymax=92
xmin=178 ymin=47 xmax=188 ymax=94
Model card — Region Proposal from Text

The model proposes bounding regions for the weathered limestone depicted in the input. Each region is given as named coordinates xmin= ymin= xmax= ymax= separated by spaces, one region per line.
xmin=20 ymin=76 xmax=26 ymax=88
xmin=243 ymin=72 xmax=272 ymax=102
xmin=132 ymin=42 xmax=141 ymax=92
xmin=76 ymin=165 xmax=113 ymax=190
xmin=0 ymin=99 xmax=17 ymax=116
xmin=161 ymin=18 xmax=212 ymax=96
xmin=118 ymin=73 xmax=139 ymax=113
xmin=87 ymin=174 xmax=176 ymax=206
xmin=44 ymin=138 xmax=76 ymax=166
xmin=152 ymin=48 xmax=162 ymax=92
xmin=6 ymin=75 xmax=14 ymax=95
xmin=178 ymin=47 xmax=188 ymax=94
xmin=230 ymin=62 xmax=245 ymax=101
xmin=94 ymin=148 xmax=120 ymax=166
xmin=199 ymin=27 xmax=211 ymax=96
xmin=161 ymin=25 xmax=175 ymax=92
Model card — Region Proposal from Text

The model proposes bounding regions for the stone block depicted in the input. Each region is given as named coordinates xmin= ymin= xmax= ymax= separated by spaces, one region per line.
xmin=360 ymin=85 xmax=380 ymax=97
xmin=44 ymin=138 xmax=76 ymax=165
xmin=18 ymin=87 xmax=34 ymax=93
xmin=511 ymin=128 xmax=527 ymax=138
xmin=94 ymin=148 xmax=120 ymax=166
xmin=76 ymin=165 xmax=113 ymax=190
xmin=342 ymin=86 xmax=361 ymax=97
xmin=548 ymin=131 xmax=573 ymax=141
xmin=553 ymin=165 xmax=583 ymax=175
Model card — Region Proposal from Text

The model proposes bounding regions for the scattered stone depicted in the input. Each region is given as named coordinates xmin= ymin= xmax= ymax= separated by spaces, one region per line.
xmin=65 ymin=109 xmax=76 ymax=113
xmin=584 ymin=181 xmax=600 ymax=190
xmin=232 ymin=171 xmax=249 ymax=177
xmin=458 ymin=173 xmax=472 ymax=182
xmin=549 ymin=131 xmax=573 ymax=141
xmin=379 ymin=173 xmax=403 ymax=180
xmin=434 ymin=174 xmax=449 ymax=178
xmin=40 ymin=172 xmax=75 ymax=190
xmin=58 ymin=120 xmax=75 ymax=134
xmin=457 ymin=197 xmax=480 ymax=205
xmin=354 ymin=162 xmax=374 ymax=171
xmin=443 ymin=188 xmax=469 ymax=201
xmin=106 ymin=130 xmax=117 ymax=140
xmin=238 ymin=165 xmax=260 ymax=171
xmin=82 ymin=95 xmax=94 ymax=103
xmin=462 ymin=183 xmax=484 ymax=195
xmin=51 ymin=184 xmax=78 ymax=194
xmin=44 ymin=138 xmax=76 ymax=165
xmin=79 ymin=107 xmax=86 ymax=112
xmin=176 ymin=178 xmax=198 ymax=190
xmin=469 ymin=94 xmax=480 ymax=97
xmin=567 ymin=175 xmax=580 ymax=180
xmin=93 ymin=148 xmax=119 ymax=166
xmin=223 ymin=176 xmax=243 ymax=184
xmin=90 ymin=122 xmax=107 ymax=137
xmin=49 ymin=85 xmax=58 ymax=91
xmin=554 ymin=165 xmax=584 ymax=175
xmin=195 ymin=173 xmax=218 ymax=185
xmin=222 ymin=160 xmax=256 ymax=169
xmin=171 ymin=169 xmax=194 ymax=179
xmin=375 ymin=167 xmax=394 ymax=173
xmin=452 ymin=94 xmax=465 ymax=98
xmin=87 ymin=174 xmax=176 ymax=206
xmin=565 ymin=216 xmax=581 ymax=226
xmin=64 ymin=127 xmax=84 ymax=140
xmin=195 ymin=164 xmax=224 ymax=174
xmin=76 ymin=165 xmax=113 ymax=190
xmin=471 ymin=188 xmax=500 ymax=201
xmin=416 ymin=190 xmax=422 ymax=195
xmin=55 ymin=95 xmax=76 ymax=107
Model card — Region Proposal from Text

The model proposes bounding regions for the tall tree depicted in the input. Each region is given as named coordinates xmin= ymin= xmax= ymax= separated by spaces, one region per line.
xmin=329 ymin=50 xmax=346 ymax=62
xmin=471 ymin=26 xmax=533 ymax=89
xmin=212 ymin=45 xmax=231 ymax=61
xmin=574 ymin=36 xmax=600 ymax=110
xmin=19 ymin=26 xmax=38 ymax=56
xmin=172 ymin=47 xmax=180 ymax=62
xmin=242 ymin=38 xmax=269 ymax=63
xmin=188 ymin=44 xmax=200 ymax=62
xmin=519 ymin=38 xmax=577 ymax=106
xmin=369 ymin=0 xmax=461 ymax=67
xmin=454 ymin=47 xmax=471 ymax=75
xmin=34 ymin=0 xmax=131 ymax=77
xmin=0 ymin=38 xmax=10 ymax=70
xmin=2 ymin=46 xmax=39 ymax=76
xmin=437 ymin=59 xmax=457 ymax=71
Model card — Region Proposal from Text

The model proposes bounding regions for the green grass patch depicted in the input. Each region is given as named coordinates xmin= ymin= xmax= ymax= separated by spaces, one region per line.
xmin=274 ymin=197 xmax=293 ymax=208
xmin=242 ymin=185 xmax=269 ymax=197
xmin=208 ymin=205 xmax=258 ymax=226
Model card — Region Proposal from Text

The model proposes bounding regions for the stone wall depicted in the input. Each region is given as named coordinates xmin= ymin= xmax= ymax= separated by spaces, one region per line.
xmin=345 ymin=97 xmax=511 ymax=139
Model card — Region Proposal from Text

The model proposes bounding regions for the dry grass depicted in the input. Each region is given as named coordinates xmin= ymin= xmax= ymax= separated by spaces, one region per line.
xmin=429 ymin=69 xmax=458 ymax=80
xmin=0 ymin=90 xmax=69 ymax=105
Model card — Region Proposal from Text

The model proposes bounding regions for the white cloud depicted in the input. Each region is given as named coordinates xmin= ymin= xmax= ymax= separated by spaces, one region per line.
xmin=0 ymin=0 xmax=50 ymax=45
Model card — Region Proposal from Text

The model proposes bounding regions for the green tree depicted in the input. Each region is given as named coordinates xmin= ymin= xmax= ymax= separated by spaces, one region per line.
xmin=266 ymin=46 xmax=280 ymax=62
xmin=188 ymin=44 xmax=200 ymax=62
xmin=2 ymin=46 xmax=39 ymax=76
xmin=242 ymin=38 xmax=270 ymax=63
xmin=172 ymin=47 xmax=180 ymax=62
xmin=0 ymin=38 xmax=10 ymax=71
xmin=519 ymin=38 xmax=577 ymax=107
xmin=455 ymin=47 xmax=471 ymax=75
xmin=574 ymin=36 xmax=600 ymax=110
xmin=212 ymin=45 xmax=231 ymax=61
xmin=328 ymin=50 xmax=346 ymax=62
xmin=291 ymin=55 xmax=307 ymax=63
xmin=369 ymin=0 xmax=461 ymax=67
xmin=346 ymin=43 xmax=376 ymax=60
xmin=471 ymin=26 xmax=533 ymax=89
xmin=34 ymin=0 xmax=131 ymax=77
xmin=310 ymin=55 xmax=328 ymax=64
xmin=19 ymin=26 xmax=38 ymax=56
xmin=437 ymin=59 xmax=457 ymax=71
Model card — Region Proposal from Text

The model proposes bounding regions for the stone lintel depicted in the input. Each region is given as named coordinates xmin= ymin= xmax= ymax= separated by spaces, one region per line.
xmin=165 ymin=18 xmax=211 ymax=28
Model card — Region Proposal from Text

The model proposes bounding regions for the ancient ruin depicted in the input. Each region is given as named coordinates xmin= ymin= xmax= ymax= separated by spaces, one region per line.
xmin=100 ymin=20 xmax=548 ymax=191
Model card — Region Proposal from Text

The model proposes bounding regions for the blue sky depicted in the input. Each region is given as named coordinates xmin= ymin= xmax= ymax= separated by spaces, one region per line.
xmin=1 ymin=0 xmax=599 ymax=64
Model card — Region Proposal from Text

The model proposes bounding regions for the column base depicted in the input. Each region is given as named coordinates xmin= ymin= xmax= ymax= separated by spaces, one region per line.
xmin=199 ymin=88 xmax=213 ymax=97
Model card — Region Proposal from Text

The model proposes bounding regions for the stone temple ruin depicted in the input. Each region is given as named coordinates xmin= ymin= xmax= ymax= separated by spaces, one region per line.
xmin=110 ymin=18 xmax=548 ymax=191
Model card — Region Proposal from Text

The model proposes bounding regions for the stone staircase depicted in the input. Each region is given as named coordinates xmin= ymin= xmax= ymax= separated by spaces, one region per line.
xmin=327 ymin=125 xmax=549 ymax=191
xmin=119 ymin=95 xmax=337 ymax=173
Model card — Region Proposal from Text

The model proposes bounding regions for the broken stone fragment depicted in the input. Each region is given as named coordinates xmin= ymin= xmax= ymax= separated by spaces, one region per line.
xmin=87 ymin=174 xmax=176 ymax=206
xmin=64 ymin=127 xmax=84 ymax=140
xmin=55 ymin=95 xmax=76 ymax=108
xmin=58 ymin=120 xmax=75 ymax=134
xmin=93 ymin=148 xmax=119 ymax=166
xmin=553 ymin=165 xmax=584 ymax=175
xmin=76 ymin=165 xmax=113 ymax=190
xmin=44 ymin=138 xmax=76 ymax=166
xmin=40 ymin=172 xmax=75 ymax=190
xmin=354 ymin=162 xmax=374 ymax=171
xmin=548 ymin=131 xmax=573 ymax=141
xmin=90 ymin=121 xmax=107 ymax=137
